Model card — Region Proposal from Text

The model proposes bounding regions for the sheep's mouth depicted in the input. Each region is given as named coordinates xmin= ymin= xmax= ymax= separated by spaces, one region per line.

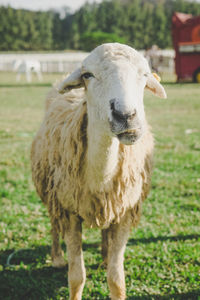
xmin=117 ymin=130 xmax=141 ymax=145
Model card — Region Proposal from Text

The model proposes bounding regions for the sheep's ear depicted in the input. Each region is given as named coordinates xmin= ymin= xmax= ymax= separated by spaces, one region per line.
xmin=145 ymin=73 xmax=167 ymax=99
xmin=58 ymin=68 xmax=83 ymax=94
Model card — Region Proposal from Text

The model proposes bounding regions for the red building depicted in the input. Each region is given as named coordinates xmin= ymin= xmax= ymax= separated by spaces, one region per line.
xmin=172 ymin=12 xmax=200 ymax=82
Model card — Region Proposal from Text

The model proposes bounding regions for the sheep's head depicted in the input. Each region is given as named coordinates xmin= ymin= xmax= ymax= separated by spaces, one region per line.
xmin=59 ymin=43 xmax=166 ymax=145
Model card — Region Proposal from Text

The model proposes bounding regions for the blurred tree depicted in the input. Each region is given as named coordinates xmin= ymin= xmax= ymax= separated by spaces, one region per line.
xmin=95 ymin=0 xmax=123 ymax=35
xmin=142 ymin=2 xmax=154 ymax=49
xmin=124 ymin=0 xmax=145 ymax=49
xmin=152 ymin=1 xmax=167 ymax=48
xmin=80 ymin=31 xmax=127 ymax=51
xmin=34 ymin=12 xmax=53 ymax=50
xmin=0 ymin=0 xmax=200 ymax=51
xmin=52 ymin=12 xmax=63 ymax=49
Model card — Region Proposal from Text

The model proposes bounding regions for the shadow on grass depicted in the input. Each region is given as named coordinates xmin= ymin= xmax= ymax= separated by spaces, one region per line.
xmin=0 ymin=266 xmax=68 ymax=300
xmin=83 ymin=242 xmax=100 ymax=251
xmin=128 ymin=233 xmax=200 ymax=246
xmin=0 ymin=245 xmax=51 ymax=266
xmin=127 ymin=290 xmax=200 ymax=300
xmin=0 ymin=233 xmax=199 ymax=299
xmin=0 ymin=246 xmax=68 ymax=300
xmin=82 ymin=234 xmax=200 ymax=248
xmin=180 ymin=204 xmax=200 ymax=212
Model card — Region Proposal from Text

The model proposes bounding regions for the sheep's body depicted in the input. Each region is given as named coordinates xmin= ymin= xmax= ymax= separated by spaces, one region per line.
xmin=31 ymin=43 xmax=166 ymax=300
xmin=13 ymin=59 xmax=42 ymax=82
xmin=32 ymin=88 xmax=153 ymax=230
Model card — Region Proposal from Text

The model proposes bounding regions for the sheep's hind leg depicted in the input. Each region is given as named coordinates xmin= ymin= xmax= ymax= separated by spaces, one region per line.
xmin=101 ymin=229 xmax=109 ymax=267
xmin=107 ymin=213 xmax=132 ymax=300
xmin=64 ymin=214 xmax=86 ymax=300
xmin=51 ymin=220 xmax=66 ymax=268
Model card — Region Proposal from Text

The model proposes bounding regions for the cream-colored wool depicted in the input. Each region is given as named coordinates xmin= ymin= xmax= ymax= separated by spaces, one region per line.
xmin=31 ymin=43 xmax=166 ymax=300
xmin=32 ymin=90 xmax=153 ymax=229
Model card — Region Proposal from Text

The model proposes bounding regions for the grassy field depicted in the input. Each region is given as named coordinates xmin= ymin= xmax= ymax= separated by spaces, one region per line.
xmin=0 ymin=72 xmax=200 ymax=300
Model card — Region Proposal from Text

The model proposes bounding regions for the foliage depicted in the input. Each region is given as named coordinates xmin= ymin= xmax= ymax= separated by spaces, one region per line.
xmin=0 ymin=7 xmax=53 ymax=50
xmin=80 ymin=31 xmax=127 ymax=51
xmin=0 ymin=72 xmax=199 ymax=299
xmin=1 ymin=0 xmax=200 ymax=51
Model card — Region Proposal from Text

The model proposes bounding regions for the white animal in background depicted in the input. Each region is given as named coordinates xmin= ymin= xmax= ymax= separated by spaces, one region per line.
xmin=31 ymin=43 xmax=167 ymax=300
xmin=13 ymin=59 xmax=42 ymax=82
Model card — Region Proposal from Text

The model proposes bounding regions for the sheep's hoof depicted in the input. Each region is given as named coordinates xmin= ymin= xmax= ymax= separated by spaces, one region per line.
xmin=52 ymin=256 xmax=67 ymax=268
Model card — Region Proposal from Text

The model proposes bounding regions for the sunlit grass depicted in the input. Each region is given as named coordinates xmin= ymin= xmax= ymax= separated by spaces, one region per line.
xmin=0 ymin=72 xmax=199 ymax=299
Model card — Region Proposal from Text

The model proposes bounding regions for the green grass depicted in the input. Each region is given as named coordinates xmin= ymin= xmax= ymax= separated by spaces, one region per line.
xmin=0 ymin=73 xmax=200 ymax=299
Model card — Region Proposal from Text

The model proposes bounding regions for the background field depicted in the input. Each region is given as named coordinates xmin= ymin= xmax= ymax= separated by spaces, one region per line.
xmin=0 ymin=73 xmax=200 ymax=299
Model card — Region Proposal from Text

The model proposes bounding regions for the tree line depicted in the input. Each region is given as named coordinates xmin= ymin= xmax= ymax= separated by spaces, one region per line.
xmin=0 ymin=0 xmax=200 ymax=51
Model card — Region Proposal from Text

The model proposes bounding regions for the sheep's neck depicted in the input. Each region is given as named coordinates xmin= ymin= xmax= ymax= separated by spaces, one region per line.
xmin=86 ymin=120 xmax=119 ymax=190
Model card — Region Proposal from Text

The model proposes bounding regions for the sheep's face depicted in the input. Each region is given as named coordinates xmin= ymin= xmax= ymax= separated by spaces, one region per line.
xmin=59 ymin=43 xmax=166 ymax=145
xmin=82 ymin=58 xmax=148 ymax=145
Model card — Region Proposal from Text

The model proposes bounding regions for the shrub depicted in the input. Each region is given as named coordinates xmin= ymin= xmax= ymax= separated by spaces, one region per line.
xmin=80 ymin=31 xmax=127 ymax=51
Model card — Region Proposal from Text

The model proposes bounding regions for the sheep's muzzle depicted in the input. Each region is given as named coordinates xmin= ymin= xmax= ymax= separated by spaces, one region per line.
xmin=116 ymin=129 xmax=142 ymax=145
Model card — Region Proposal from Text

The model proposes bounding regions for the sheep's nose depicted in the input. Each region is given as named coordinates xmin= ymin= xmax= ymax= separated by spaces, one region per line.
xmin=110 ymin=100 xmax=136 ymax=123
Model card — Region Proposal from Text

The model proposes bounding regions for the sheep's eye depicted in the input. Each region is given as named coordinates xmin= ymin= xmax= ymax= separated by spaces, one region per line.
xmin=82 ymin=72 xmax=94 ymax=79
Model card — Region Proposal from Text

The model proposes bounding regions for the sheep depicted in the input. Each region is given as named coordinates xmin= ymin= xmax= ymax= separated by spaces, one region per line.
xmin=13 ymin=59 xmax=42 ymax=82
xmin=31 ymin=43 xmax=166 ymax=300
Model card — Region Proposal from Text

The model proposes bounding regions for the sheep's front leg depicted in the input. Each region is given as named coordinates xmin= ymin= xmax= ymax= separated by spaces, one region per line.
xmin=64 ymin=214 xmax=86 ymax=300
xmin=107 ymin=214 xmax=132 ymax=300
xmin=26 ymin=70 xmax=31 ymax=82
